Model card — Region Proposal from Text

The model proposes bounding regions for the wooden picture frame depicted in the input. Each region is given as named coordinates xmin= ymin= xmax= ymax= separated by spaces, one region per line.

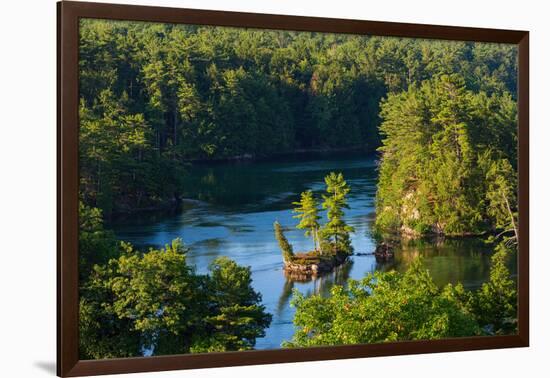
xmin=57 ymin=1 xmax=529 ymax=376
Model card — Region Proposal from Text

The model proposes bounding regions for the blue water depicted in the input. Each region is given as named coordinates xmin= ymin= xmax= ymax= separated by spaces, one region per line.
xmin=111 ymin=153 xmax=497 ymax=349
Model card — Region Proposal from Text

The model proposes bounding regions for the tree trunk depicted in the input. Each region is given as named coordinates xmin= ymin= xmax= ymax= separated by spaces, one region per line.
xmin=503 ymin=190 xmax=518 ymax=242
xmin=312 ymin=227 xmax=319 ymax=252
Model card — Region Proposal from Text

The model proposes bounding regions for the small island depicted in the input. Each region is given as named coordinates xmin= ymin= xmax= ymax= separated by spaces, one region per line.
xmin=273 ymin=172 xmax=355 ymax=279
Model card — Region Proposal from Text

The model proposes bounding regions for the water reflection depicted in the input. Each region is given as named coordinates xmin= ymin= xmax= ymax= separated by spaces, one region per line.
xmin=110 ymin=153 xmax=511 ymax=349
xmin=375 ymin=237 xmax=510 ymax=289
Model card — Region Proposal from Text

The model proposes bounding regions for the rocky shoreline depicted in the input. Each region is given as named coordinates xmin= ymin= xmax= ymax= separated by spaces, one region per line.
xmin=283 ymin=252 xmax=349 ymax=281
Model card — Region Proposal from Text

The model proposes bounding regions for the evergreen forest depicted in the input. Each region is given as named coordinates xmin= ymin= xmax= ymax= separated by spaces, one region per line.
xmin=78 ymin=19 xmax=519 ymax=358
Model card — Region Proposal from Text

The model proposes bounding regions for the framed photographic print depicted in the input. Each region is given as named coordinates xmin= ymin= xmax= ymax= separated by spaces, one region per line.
xmin=57 ymin=1 xmax=529 ymax=376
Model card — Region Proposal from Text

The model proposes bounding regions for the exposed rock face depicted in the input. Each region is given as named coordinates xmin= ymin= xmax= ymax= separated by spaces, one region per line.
xmin=396 ymin=191 xmax=448 ymax=238
xmin=401 ymin=191 xmax=421 ymax=221
xmin=399 ymin=190 xmax=423 ymax=237
xmin=400 ymin=224 xmax=420 ymax=237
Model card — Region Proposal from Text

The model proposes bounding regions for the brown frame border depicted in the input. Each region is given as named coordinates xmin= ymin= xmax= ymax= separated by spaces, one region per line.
xmin=57 ymin=1 xmax=529 ymax=376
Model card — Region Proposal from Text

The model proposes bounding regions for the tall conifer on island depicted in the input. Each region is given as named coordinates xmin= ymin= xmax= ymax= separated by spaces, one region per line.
xmin=292 ymin=191 xmax=322 ymax=252
xmin=274 ymin=221 xmax=295 ymax=262
xmin=321 ymin=172 xmax=355 ymax=254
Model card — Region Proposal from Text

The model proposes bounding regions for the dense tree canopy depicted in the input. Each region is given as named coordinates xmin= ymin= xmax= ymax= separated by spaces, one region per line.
xmin=286 ymin=259 xmax=480 ymax=347
xmin=79 ymin=212 xmax=271 ymax=359
xmin=79 ymin=19 xmax=517 ymax=216
xmin=375 ymin=74 xmax=517 ymax=237
xmin=285 ymin=249 xmax=516 ymax=347
xmin=78 ymin=202 xmax=120 ymax=281
xmin=78 ymin=19 xmax=519 ymax=356
xmin=79 ymin=161 xmax=277 ymax=358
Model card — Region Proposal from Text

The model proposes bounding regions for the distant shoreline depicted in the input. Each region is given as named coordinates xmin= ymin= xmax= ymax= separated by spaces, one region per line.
xmin=108 ymin=149 xmax=377 ymax=220
xmin=183 ymin=145 xmax=375 ymax=164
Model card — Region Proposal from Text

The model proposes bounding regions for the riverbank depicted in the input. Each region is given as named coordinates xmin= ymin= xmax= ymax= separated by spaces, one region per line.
xmin=106 ymin=149 xmax=378 ymax=218
xmin=182 ymin=145 xmax=373 ymax=164
xmin=107 ymin=198 xmax=204 ymax=223
xmin=107 ymin=153 xmax=505 ymax=349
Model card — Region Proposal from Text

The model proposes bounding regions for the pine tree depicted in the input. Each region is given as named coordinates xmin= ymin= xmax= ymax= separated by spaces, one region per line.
xmin=472 ymin=243 xmax=517 ymax=334
xmin=321 ymin=172 xmax=355 ymax=254
xmin=292 ymin=190 xmax=321 ymax=252
xmin=274 ymin=221 xmax=295 ymax=262
xmin=483 ymin=156 xmax=518 ymax=245
xmin=375 ymin=75 xmax=517 ymax=237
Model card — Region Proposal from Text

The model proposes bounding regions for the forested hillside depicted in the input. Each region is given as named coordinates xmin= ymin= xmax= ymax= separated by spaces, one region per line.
xmin=77 ymin=20 xmax=520 ymax=356
xmin=79 ymin=19 xmax=517 ymax=216
xmin=375 ymin=76 xmax=517 ymax=237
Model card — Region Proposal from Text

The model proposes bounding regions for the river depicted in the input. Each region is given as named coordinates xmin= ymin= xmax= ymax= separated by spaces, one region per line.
xmin=110 ymin=152 xmax=506 ymax=350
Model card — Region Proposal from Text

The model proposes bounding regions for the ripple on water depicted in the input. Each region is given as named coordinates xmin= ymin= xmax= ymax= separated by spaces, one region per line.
xmin=110 ymin=154 xmax=507 ymax=350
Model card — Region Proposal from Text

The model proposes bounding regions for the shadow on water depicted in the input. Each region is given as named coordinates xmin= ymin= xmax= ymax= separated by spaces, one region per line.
xmin=109 ymin=152 xmax=514 ymax=349
xmin=375 ymin=236 xmax=517 ymax=289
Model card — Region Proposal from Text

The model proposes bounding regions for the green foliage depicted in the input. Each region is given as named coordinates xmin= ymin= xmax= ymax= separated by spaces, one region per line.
xmin=79 ymin=90 xmax=182 ymax=217
xmin=79 ymin=296 xmax=142 ymax=359
xmin=320 ymin=172 xmax=355 ymax=254
xmin=286 ymin=243 xmax=518 ymax=347
xmin=482 ymin=156 xmax=518 ymax=244
xmin=471 ymin=244 xmax=517 ymax=334
xmin=78 ymin=201 xmax=119 ymax=281
xmin=193 ymin=257 xmax=272 ymax=352
xmin=79 ymin=238 xmax=271 ymax=359
xmin=293 ymin=190 xmax=322 ymax=251
xmin=288 ymin=173 xmax=355 ymax=256
xmin=274 ymin=221 xmax=295 ymax=262
xmin=290 ymin=251 xmax=324 ymax=266
xmin=79 ymin=19 xmax=517 ymax=216
xmin=77 ymin=19 xmax=520 ymax=354
xmin=285 ymin=259 xmax=481 ymax=347
xmin=375 ymin=75 xmax=517 ymax=237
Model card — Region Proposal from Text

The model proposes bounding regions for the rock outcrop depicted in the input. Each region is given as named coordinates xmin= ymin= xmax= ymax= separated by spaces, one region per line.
xmin=374 ymin=242 xmax=394 ymax=261
xmin=283 ymin=252 xmax=348 ymax=280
